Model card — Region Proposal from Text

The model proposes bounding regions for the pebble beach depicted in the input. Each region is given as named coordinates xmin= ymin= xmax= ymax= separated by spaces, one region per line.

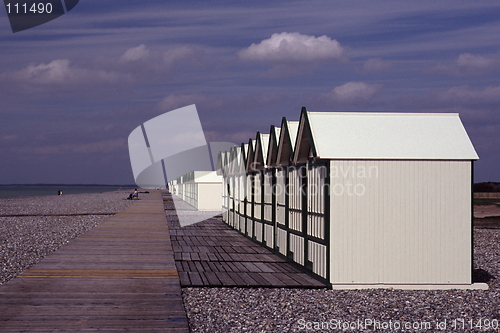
xmin=1 ymin=191 xmax=499 ymax=332
xmin=183 ymin=228 xmax=500 ymax=333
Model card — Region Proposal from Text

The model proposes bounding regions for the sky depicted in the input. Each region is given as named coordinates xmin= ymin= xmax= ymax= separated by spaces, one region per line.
xmin=0 ymin=0 xmax=499 ymax=184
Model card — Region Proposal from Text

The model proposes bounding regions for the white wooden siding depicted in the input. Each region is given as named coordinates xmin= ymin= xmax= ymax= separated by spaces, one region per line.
xmin=276 ymin=228 xmax=287 ymax=256
xmin=329 ymin=160 xmax=472 ymax=285
xmin=289 ymin=233 xmax=304 ymax=265
xmin=309 ymin=241 xmax=327 ymax=278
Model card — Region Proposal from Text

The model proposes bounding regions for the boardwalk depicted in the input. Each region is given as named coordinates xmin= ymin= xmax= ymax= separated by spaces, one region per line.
xmin=0 ymin=191 xmax=189 ymax=333
xmin=164 ymin=193 xmax=327 ymax=288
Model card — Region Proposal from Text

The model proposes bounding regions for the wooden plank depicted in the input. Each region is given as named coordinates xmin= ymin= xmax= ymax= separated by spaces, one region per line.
xmin=226 ymin=272 xmax=247 ymax=285
xmin=202 ymin=272 xmax=222 ymax=286
xmin=193 ymin=261 xmax=205 ymax=272
xmin=247 ymin=273 xmax=272 ymax=286
xmin=241 ymin=262 xmax=262 ymax=272
xmin=187 ymin=272 xmax=204 ymax=286
xmin=236 ymin=273 xmax=258 ymax=286
xmin=253 ymin=262 xmax=275 ymax=273
xmin=178 ymin=271 xmax=190 ymax=286
xmin=214 ymin=272 xmax=236 ymax=286
xmin=258 ymin=273 xmax=287 ymax=287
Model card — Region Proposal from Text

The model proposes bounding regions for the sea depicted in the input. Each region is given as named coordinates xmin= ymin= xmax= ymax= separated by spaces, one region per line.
xmin=0 ymin=185 xmax=136 ymax=199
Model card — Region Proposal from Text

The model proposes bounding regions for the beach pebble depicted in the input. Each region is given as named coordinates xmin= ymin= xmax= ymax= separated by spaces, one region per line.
xmin=183 ymin=228 xmax=500 ymax=333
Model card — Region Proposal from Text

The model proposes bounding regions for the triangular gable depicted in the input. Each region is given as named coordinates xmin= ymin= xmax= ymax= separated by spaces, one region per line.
xmin=253 ymin=132 xmax=270 ymax=171
xmin=266 ymin=125 xmax=281 ymax=167
xmin=245 ymin=139 xmax=256 ymax=173
xmin=216 ymin=151 xmax=224 ymax=176
xmin=238 ymin=144 xmax=247 ymax=175
xmin=293 ymin=107 xmax=317 ymax=164
xmin=227 ymin=146 xmax=237 ymax=176
xmin=228 ymin=145 xmax=243 ymax=176
xmin=222 ymin=151 xmax=230 ymax=177
xmin=276 ymin=117 xmax=300 ymax=166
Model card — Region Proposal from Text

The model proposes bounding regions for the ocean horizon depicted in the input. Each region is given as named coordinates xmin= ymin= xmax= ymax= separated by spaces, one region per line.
xmin=0 ymin=184 xmax=137 ymax=199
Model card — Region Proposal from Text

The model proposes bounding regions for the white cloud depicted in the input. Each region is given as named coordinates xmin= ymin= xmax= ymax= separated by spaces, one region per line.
xmin=399 ymin=85 xmax=500 ymax=123
xmin=238 ymin=32 xmax=346 ymax=62
xmin=363 ymin=58 xmax=393 ymax=72
xmin=120 ymin=44 xmax=150 ymax=62
xmin=13 ymin=59 xmax=75 ymax=84
xmin=430 ymin=52 xmax=500 ymax=76
xmin=456 ymin=53 xmax=493 ymax=69
xmin=10 ymin=59 xmax=128 ymax=85
xmin=326 ymin=81 xmax=382 ymax=104
xmin=116 ymin=45 xmax=205 ymax=76
xmin=426 ymin=85 xmax=500 ymax=107
xmin=163 ymin=46 xmax=203 ymax=65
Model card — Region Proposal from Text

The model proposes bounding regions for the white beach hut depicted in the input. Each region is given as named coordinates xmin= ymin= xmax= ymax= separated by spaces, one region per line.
xmin=274 ymin=119 xmax=300 ymax=259
xmin=174 ymin=170 xmax=223 ymax=211
xmin=292 ymin=108 xmax=482 ymax=289
xmin=252 ymin=131 xmax=271 ymax=246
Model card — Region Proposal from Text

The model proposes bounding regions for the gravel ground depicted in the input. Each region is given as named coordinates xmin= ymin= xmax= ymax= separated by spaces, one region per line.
xmin=183 ymin=228 xmax=500 ymax=333
xmin=0 ymin=190 xmax=133 ymax=285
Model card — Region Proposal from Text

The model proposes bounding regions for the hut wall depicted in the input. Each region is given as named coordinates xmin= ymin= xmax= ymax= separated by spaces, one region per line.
xmin=328 ymin=159 xmax=472 ymax=285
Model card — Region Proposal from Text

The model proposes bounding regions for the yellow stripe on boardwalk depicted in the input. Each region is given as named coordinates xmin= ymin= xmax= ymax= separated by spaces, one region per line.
xmin=78 ymin=236 xmax=171 ymax=239
xmin=19 ymin=269 xmax=179 ymax=279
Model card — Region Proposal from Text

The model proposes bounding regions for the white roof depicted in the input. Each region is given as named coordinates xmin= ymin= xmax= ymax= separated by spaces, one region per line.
xmin=303 ymin=112 xmax=478 ymax=160
xmin=192 ymin=171 xmax=222 ymax=183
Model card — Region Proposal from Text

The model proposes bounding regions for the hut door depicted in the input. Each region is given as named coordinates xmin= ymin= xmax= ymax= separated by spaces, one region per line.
xmin=262 ymin=169 xmax=274 ymax=249
xmin=305 ymin=163 xmax=329 ymax=280
xmin=275 ymin=167 xmax=288 ymax=257
xmin=287 ymin=165 xmax=305 ymax=265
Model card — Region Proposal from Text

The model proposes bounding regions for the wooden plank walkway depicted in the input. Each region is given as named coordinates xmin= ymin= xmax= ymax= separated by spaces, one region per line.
xmin=0 ymin=191 xmax=189 ymax=333
xmin=163 ymin=192 xmax=327 ymax=289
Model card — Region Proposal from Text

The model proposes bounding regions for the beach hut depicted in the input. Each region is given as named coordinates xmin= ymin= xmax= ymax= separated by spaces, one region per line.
xmin=243 ymin=139 xmax=257 ymax=239
xmin=223 ymin=145 xmax=244 ymax=229
xmin=274 ymin=119 xmax=300 ymax=260
xmin=233 ymin=144 xmax=248 ymax=234
xmin=292 ymin=108 xmax=482 ymax=289
xmin=252 ymin=131 xmax=271 ymax=246
xmin=215 ymin=151 xmax=229 ymax=223
xmin=261 ymin=125 xmax=281 ymax=250
xmin=174 ymin=170 xmax=223 ymax=211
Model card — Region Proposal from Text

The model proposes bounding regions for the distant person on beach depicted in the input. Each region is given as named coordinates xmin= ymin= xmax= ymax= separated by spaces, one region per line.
xmin=128 ymin=189 xmax=139 ymax=200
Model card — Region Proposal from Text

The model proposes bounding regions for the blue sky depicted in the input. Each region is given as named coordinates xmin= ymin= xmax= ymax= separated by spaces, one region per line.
xmin=0 ymin=0 xmax=499 ymax=184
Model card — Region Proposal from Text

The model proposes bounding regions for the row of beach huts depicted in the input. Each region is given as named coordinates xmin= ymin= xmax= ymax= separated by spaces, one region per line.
xmin=169 ymin=107 xmax=487 ymax=290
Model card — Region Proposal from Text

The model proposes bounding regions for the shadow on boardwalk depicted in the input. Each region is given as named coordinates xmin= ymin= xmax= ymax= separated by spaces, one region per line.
xmin=163 ymin=192 xmax=327 ymax=289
